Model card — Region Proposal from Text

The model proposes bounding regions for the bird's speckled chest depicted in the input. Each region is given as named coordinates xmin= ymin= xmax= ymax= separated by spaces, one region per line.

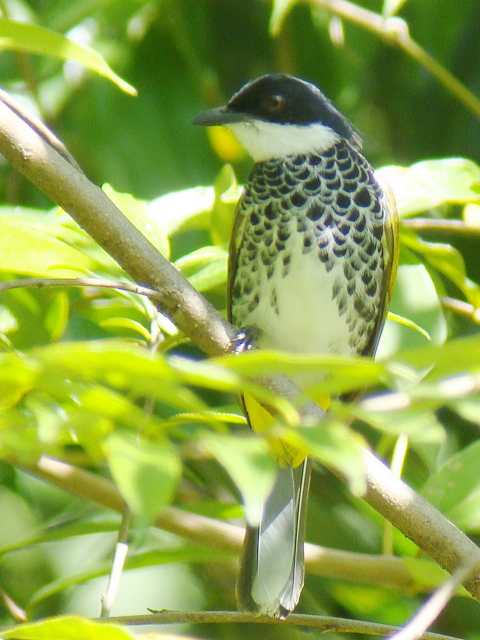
xmin=229 ymin=140 xmax=387 ymax=356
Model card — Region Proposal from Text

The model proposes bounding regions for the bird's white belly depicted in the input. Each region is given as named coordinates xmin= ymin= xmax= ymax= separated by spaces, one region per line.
xmin=245 ymin=238 xmax=352 ymax=356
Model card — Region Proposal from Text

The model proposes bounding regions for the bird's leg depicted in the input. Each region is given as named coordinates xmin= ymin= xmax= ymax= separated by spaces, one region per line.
xmin=230 ymin=326 xmax=260 ymax=353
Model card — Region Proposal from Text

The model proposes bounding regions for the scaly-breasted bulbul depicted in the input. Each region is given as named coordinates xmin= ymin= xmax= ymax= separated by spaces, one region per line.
xmin=194 ymin=74 xmax=399 ymax=618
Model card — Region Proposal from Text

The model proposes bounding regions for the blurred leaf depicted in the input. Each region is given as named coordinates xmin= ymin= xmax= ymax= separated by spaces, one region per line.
xmin=2 ymin=615 xmax=133 ymax=639
xmin=393 ymin=334 xmax=480 ymax=379
xmin=0 ymin=217 xmax=92 ymax=276
xmin=0 ymin=19 xmax=136 ymax=95
xmin=210 ymin=165 xmax=241 ymax=247
xmin=207 ymin=127 xmax=245 ymax=162
xmin=0 ymin=518 xmax=120 ymax=557
xmin=212 ymin=349 xmax=386 ymax=397
xmin=176 ymin=245 xmax=228 ymax=292
xmin=105 ymin=432 xmax=181 ymax=521
xmin=100 ymin=317 xmax=151 ymax=341
xmin=378 ymin=158 xmax=480 ymax=217
xmin=298 ymin=420 xmax=366 ymax=494
xmin=148 ymin=187 xmax=214 ymax=237
xmin=29 ymin=547 xmax=226 ymax=609
xmin=463 ymin=203 xmax=480 ymax=227
xmin=31 ymin=341 xmax=204 ymax=410
xmin=422 ymin=441 xmax=480 ymax=530
xmin=378 ymin=262 xmax=446 ymax=358
xmin=202 ymin=433 xmax=276 ymax=526
xmin=387 ymin=311 xmax=431 ymax=342
xmin=269 ymin=0 xmax=298 ymax=36
xmin=103 ymin=185 xmax=169 ymax=259
xmin=45 ymin=291 xmax=69 ymax=341
xmin=401 ymin=231 xmax=480 ymax=306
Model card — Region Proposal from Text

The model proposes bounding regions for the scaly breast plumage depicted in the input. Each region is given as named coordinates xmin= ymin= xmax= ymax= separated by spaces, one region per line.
xmin=230 ymin=140 xmax=386 ymax=356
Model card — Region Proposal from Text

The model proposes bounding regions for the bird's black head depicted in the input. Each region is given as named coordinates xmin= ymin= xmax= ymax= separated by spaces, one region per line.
xmin=194 ymin=74 xmax=357 ymax=142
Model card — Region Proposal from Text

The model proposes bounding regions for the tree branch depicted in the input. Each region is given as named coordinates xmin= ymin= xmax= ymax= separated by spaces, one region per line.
xmin=101 ymin=610 xmax=460 ymax=639
xmin=1 ymin=90 xmax=480 ymax=599
xmin=304 ymin=0 xmax=480 ymax=118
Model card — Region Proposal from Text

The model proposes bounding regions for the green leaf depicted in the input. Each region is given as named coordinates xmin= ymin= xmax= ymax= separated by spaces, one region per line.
xmin=176 ymin=246 xmax=228 ymax=292
xmin=104 ymin=432 xmax=181 ymax=521
xmin=45 ymin=291 xmax=69 ymax=341
xmin=100 ymin=317 xmax=151 ymax=341
xmin=29 ymin=547 xmax=225 ymax=609
xmin=387 ymin=312 xmax=431 ymax=342
xmin=0 ymin=19 xmax=136 ymax=95
xmin=392 ymin=334 xmax=480 ymax=380
xmin=103 ymin=185 xmax=169 ymax=259
xmin=210 ymin=165 xmax=241 ymax=247
xmin=31 ymin=341 xmax=204 ymax=411
xmin=2 ymin=615 xmax=133 ymax=639
xmin=378 ymin=261 xmax=445 ymax=358
xmin=377 ymin=158 xmax=480 ymax=217
xmin=148 ymin=186 xmax=214 ymax=237
xmin=0 ymin=217 xmax=92 ymax=276
xmin=422 ymin=441 xmax=480 ymax=532
xmin=202 ymin=433 xmax=277 ymax=526
xmin=212 ymin=350 xmax=386 ymax=397
xmin=269 ymin=0 xmax=298 ymax=36
xmin=298 ymin=421 xmax=366 ymax=495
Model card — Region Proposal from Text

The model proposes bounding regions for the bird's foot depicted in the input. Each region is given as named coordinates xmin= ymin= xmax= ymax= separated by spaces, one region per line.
xmin=231 ymin=326 xmax=259 ymax=354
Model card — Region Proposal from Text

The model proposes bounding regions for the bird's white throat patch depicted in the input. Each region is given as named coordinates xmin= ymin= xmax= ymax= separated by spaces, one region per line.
xmin=228 ymin=120 xmax=339 ymax=161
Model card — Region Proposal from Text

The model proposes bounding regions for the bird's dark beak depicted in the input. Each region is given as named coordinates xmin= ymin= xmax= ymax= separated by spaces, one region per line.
xmin=193 ymin=106 xmax=248 ymax=126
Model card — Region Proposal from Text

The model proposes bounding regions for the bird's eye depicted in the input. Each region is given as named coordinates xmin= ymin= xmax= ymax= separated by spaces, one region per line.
xmin=263 ymin=94 xmax=286 ymax=113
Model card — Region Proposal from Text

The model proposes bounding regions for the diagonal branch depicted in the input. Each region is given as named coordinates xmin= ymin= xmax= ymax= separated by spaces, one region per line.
xmin=1 ymin=90 xmax=480 ymax=599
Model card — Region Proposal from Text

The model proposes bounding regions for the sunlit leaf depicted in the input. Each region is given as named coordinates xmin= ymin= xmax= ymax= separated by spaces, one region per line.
xmin=103 ymin=185 xmax=169 ymax=259
xmin=387 ymin=312 xmax=431 ymax=342
xmin=202 ymin=433 xmax=277 ymax=526
xmin=422 ymin=441 xmax=480 ymax=533
xmin=210 ymin=165 xmax=242 ymax=247
xmin=377 ymin=158 xmax=480 ymax=217
xmin=2 ymin=615 xmax=133 ymax=639
xmin=0 ymin=217 xmax=92 ymax=276
xmin=100 ymin=317 xmax=151 ymax=341
xmin=297 ymin=420 xmax=366 ymax=494
xmin=45 ymin=291 xmax=69 ymax=341
xmin=0 ymin=18 xmax=136 ymax=95
xmin=148 ymin=187 xmax=214 ymax=237
xmin=175 ymin=246 xmax=228 ymax=292
xmin=105 ymin=432 xmax=181 ymax=521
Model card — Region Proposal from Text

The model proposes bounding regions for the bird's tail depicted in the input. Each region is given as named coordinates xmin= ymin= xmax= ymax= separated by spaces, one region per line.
xmin=237 ymin=458 xmax=311 ymax=618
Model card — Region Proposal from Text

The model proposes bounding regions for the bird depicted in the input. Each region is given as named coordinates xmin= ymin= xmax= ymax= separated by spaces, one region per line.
xmin=194 ymin=74 xmax=399 ymax=618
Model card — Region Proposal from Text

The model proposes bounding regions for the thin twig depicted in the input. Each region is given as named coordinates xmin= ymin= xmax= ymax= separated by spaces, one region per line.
xmin=99 ymin=609 xmax=460 ymax=639
xmin=1 ymin=88 xmax=480 ymax=599
xmin=0 ymin=276 xmax=159 ymax=299
xmin=403 ymin=219 xmax=480 ymax=236
xmin=305 ymin=0 xmax=480 ymax=118
xmin=0 ymin=586 xmax=27 ymax=623
xmin=389 ymin=560 xmax=480 ymax=640
xmin=441 ymin=297 xmax=480 ymax=323
xmin=100 ymin=509 xmax=132 ymax=618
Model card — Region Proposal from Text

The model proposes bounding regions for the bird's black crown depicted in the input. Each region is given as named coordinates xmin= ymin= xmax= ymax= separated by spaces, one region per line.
xmin=227 ymin=74 xmax=356 ymax=140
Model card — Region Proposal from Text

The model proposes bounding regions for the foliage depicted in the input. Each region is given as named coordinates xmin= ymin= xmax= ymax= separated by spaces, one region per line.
xmin=0 ymin=1 xmax=480 ymax=639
